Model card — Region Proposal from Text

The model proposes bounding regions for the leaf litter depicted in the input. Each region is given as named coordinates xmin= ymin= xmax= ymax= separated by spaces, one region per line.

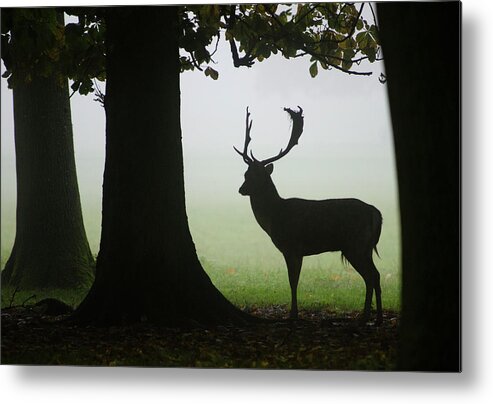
xmin=1 ymin=304 xmax=398 ymax=369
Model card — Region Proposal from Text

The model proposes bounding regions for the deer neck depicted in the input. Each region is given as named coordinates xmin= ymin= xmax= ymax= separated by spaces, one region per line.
xmin=249 ymin=182 xmax=281 ymax=236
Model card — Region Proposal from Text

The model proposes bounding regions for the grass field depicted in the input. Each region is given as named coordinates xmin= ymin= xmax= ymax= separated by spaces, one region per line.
xmin=189 ymin=202 xmax=402 ymax=312
xmin=1 ymin=202 xmax=400 ymax=369
xmin=204 ymin=260 xmax=400 ymax=312
xmin=1 ymin=261 xmax=400 ymax=313
xmin=1 ymin=202 xmax=401 ymax=312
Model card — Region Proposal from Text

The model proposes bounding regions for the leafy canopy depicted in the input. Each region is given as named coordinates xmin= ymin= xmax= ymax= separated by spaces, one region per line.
xmin=1 ymin=3 xmax=381 ymax=95
xmin=181 ymin=3 xmax=381 ymax=80
xmin=1 ymin=8 xmax=105 ymax=93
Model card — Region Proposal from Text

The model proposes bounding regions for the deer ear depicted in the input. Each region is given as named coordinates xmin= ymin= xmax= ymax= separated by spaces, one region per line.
xmin=265 ymin=164 xmax=274 ymax=175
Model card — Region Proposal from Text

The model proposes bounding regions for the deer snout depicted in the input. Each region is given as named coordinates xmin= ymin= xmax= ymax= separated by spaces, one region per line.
xmin=239 ymin=183 xmax=249 ymax=196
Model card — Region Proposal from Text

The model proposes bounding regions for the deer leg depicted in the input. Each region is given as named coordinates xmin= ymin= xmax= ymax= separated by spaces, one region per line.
xmin=344 ymin=252 xmax=373 ymax=323
xmin=371 ymin=262 xmax=383 ymax=325
xmin=284 ymin=254 xmax=303 ymax=319
xmin=362 ymin=276 xmax=373 ymax=322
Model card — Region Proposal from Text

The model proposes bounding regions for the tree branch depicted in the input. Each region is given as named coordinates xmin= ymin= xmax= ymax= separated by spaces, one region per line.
xmin=294 ymin=4 xmax=320 ymax=25
xmin=306 ymin=2 xmax=366 ymax=46
xmin=209 ymin=32 xmax=221 ymax=59
xmin=228 ymin=38 xmax=255 ymax=68
xmin=332 ymin=2 xmax=365 ymax=44
xmin=224 ymin=3 xmax=378 ymax=75
xmin=369 ymin=3 xmax=378 ymax=26
xmin=226 ymin=5 xmax=256 ymax=68
xmin=93 ymin=79 xmax=105 ymax=107
xmin=190 ymin=52 xmax=204 ymax=71
xmin=295 ymin=50 xmax=379 ymax=65
xmin=327 ymin=63 xmax=373 ymax=76
xmin=305 ymin=49 xmax=374 ymax=76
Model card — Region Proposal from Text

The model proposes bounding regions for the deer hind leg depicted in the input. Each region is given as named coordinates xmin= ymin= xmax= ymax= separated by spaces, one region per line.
xmin=343 ymin=251 xmax=375 ymax=323
xmin=370 ymin=260 xmax=383 ymax=325
xmin=284 ymin=254 xmax=303 ymax=319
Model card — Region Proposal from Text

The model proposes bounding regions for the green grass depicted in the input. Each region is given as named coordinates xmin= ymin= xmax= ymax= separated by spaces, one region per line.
xmin=1 ymin=203 xmax=401 ymax=312
xmin=202 ymin=257 xmax=401 ymax=312
xmin=2 ymin=261 xmax=400 ymax=314
xmin=188 ymin=202 xmax=402 ymax=312
xmin=1 ymin=257 xmax=400 ymax=313
xmin=1 ymin=286 xmax=89 ymax=309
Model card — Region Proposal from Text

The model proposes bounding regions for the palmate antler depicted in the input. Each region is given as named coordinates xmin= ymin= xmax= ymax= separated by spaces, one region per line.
xmin=233 ymin=107 xmax=254 ymax=164
xmin=259 ymin=106 xmax=304 ymax=166
xmin=234 ymin=106 xmax=304 ymax=166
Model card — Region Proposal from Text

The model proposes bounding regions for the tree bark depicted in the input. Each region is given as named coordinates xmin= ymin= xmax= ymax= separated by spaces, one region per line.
xmin=2 ymin=73 xmax=94 ymax=289
xmin=72 ymin=6 xmax=248 ymax=325
xmin=377 ymin=2 xmax=461 ymax=371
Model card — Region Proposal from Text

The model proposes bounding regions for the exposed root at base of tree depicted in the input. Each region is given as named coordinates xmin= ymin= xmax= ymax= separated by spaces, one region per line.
xmin=1 ymin=304 xmax=399 ymax=369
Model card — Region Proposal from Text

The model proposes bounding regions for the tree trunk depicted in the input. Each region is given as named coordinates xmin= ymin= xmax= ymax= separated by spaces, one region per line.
xmin=377 ymin=2 xmax=461 ymax=371
xmin=72 ymin=6 xmax=248 ymax=325
xmin=2 ymin=74 xmax=95 ymax=289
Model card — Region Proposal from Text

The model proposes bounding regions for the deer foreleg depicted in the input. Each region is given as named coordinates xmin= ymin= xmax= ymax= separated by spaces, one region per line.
xmin=362 ymin=277 xmax=373 ymax=322
xmin=285 ymin=255 xmax=303 ymax=319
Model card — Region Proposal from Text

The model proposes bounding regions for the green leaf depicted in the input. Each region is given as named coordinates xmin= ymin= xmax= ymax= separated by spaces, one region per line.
xmin=343 ymin=48 xmax=356 ymax=60
xmin=70 ymin=81 xmax=80 ymax=92
xmin=369 ymin=25 xmax=379 ymax=37
xmin=309 ymin=62 xmax=318 ymax=78
xmin=365 ymin=47 xmax=377 ymax=62
xmin=204 ymin=66 xmax=218 ymax=80
xmin=357 ymin=31 xmax=369 ymax=49
xmin=342 ymin=59 xmax=353 ymax=71
xmin=339 ymin=39 xmax=351 ymax=50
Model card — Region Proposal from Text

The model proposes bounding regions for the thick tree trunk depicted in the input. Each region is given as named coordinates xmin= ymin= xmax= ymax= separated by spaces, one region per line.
xmin=2 ymin=75 xmax=94 ymax=289
xmin=73 ymin=6 xmax=248 ymax=325
xmin=377 ymin=2 xmax=461 ymax=371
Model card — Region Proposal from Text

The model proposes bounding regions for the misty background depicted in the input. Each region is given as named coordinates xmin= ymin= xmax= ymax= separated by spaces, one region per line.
xmin=1 ymin=30 xmax=400 ymax=277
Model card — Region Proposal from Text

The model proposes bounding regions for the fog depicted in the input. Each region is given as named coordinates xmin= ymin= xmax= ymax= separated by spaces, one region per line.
xmin=1 ymin=36 xmax=400 ymax=273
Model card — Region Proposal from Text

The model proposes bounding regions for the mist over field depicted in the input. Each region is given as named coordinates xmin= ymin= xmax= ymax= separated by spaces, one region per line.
xmin=1 ymin=39 xmax=400 ymax=290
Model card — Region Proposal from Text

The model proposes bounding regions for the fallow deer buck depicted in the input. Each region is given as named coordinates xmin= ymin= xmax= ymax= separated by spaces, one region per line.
xmin=235 ymin=107 xmax=383 ymax=325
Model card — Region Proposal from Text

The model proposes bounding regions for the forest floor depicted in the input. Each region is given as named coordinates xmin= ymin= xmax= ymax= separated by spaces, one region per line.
xmin=1 ymin=303 xmax=399 ymax=370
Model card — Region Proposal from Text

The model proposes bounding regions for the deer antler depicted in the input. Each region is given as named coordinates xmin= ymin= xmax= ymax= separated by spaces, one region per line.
xmin=233 ymin=107 xmax=254 ymax=164
xmin=234 ymin=106 xmax=304 ymax=166
xmin=259 ymin=106 xmax=304 ymax=166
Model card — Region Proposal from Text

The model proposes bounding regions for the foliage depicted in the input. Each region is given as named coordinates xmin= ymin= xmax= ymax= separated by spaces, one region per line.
xmin=1 ymin=9 xmax=62 ymax=87
xmin=1 ymin=3 xmax=381 ymax=94
xmin=180 ymin=3 xmax=381 ymax=80
xmin=1 ymin=8 xmax=105 ymax=94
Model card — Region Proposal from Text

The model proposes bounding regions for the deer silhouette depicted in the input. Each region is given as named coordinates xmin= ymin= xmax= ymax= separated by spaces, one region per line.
xmin=235 ymin=107 xmax=383 ymax=324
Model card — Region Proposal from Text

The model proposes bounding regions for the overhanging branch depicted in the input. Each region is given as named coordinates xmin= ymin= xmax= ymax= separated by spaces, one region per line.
xmin=229 ymin=38 xmax=255 ymax=68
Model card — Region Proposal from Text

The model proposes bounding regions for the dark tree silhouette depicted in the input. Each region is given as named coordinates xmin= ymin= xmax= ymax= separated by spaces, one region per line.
xmin=71 ymin=7 xmax=249 ymax=324
xmin=1 ymin=9 xmax=94 ymax=289
xmin=71 ymin=4 xmax=381 ymax=324
xmin=378 ymin=2 xmax=461 ymax=371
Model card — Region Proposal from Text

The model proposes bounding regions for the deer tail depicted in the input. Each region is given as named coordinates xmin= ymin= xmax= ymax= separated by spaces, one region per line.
xmin=340 ymin=252 xmax=349 ymax=266
xmin=373 ymin=208 xmax=383 ymax=259
xmin=374 ymin=245 xmax=381 ymax=259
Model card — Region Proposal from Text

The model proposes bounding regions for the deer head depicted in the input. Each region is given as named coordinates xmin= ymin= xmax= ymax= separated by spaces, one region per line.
xmin=234 ymin=106 xmax=304 ymax=196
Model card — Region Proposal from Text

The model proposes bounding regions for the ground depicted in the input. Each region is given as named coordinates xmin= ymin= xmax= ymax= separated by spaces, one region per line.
xmin=1 ymin=303 xmax=398 ymax=369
